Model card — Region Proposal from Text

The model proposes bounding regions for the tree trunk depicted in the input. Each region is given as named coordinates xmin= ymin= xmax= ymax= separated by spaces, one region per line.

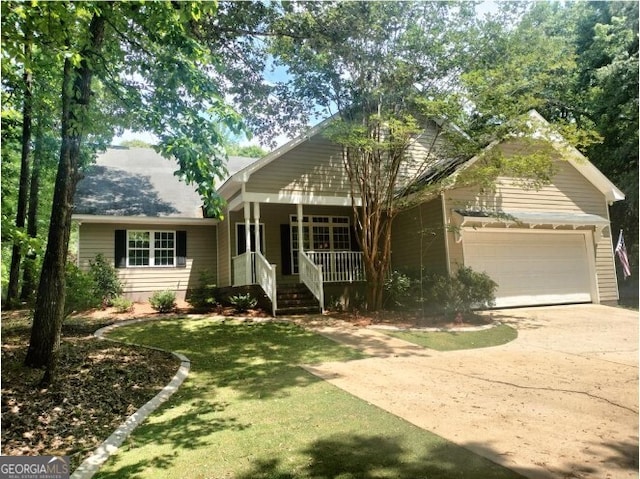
xmin=20 ymin=126 xmax=42 ymax=303
xmin=25 ymin=12 xmax=106 ymax=385
xmin=6 ymin=29 xmax=33 ymax=309
xmin=361 ymin=213 xmax=393 ymax=311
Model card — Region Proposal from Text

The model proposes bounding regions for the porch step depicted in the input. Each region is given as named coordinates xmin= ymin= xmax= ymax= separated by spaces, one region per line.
xmin=276 ymin=284 xmax=320 ymax=315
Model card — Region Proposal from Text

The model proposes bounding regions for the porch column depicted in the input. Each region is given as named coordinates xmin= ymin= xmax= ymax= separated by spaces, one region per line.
xmin=297 ymin=203 xmax=304 ymax=254
xmin=253 ymin=202 xmax=261 ymax=254
xmin=297 ymin=204 xmax=304 ymax=284
xmin=244 ymin=202 xmax=252 ymax=284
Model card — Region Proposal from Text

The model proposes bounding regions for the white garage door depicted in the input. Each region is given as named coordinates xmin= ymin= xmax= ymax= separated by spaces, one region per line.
xmin=463 ymin=230 xmax=593 ymax=308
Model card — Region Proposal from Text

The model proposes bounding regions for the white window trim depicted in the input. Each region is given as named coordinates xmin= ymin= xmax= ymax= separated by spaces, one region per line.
xmin=126 ymin=230 xmax=177 ymax=268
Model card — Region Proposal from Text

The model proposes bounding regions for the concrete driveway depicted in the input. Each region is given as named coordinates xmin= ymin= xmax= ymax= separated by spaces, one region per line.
xmin=304 ymin=304 xmax=639 ymax=479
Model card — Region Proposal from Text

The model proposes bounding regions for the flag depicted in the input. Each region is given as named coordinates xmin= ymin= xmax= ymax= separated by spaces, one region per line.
xmin=615 ymin=230 xmax=632 ymax=279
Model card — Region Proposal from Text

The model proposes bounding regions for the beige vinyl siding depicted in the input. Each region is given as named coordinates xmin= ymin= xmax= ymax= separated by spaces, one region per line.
xmin=391 ymin=198 xmax=447 ymax=276
xmin=218 ymin=207 xmax=231 ymax=286
xmin=246 ymin=135 xmax=349 ymax=196
xmin=444 ymin=147 xmax=618 ymax=303
xmin=450 ymin=159 xmax=607 ymax=215
xmin=595 ymin=224 xmax=619 ymax=302
xmin=399 ymin=122 xmax=451 ymax=187
xmin=79 ymin=222 xmax=217 ymax=300
xmin=245 ymin=120 xmax=444 ymax=199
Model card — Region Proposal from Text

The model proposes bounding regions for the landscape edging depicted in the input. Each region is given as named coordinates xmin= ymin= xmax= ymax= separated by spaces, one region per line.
xmin=70 ymin=318 xmax=190 ymax=479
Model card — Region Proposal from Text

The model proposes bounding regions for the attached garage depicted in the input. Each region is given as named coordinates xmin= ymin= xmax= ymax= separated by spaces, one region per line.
xmin=462 ymin=229 xmax=598 ymax=308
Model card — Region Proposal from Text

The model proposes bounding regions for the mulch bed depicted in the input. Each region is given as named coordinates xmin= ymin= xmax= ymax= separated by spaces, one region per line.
xmin=1 ymin=310 xmax=178 ymax=471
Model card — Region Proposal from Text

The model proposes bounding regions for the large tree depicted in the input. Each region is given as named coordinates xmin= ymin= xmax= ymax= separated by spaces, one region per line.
xmin=574 ymin=1 xmax=638 ymax=279
xmin=270 ymin=1 xmax=477 ymax=310
xmin=3 ymin=1 xmax=280 ymax=384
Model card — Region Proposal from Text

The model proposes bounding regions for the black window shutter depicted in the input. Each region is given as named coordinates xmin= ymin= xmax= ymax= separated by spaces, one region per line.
xmin=237 ymin=224 xmax=246 ymax=255
xmin=114 ymin=230 xmax=127 ymax=268
xmin=176 ymin=231 xmax=187 ymax=267
xmin=280 ymin=224 xmax=291 ymax=275
xmin=350 ymin=226 xmax=361 ymax=252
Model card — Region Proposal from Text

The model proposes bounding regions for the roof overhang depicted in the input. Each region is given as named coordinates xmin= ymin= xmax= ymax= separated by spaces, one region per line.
xmin=73 ymin=214 xmax=218 ymax=226
xmin=452 ymin=209 xmax=610 ymax=245
xmin=454 ymin=209 xmax=609 ymax=227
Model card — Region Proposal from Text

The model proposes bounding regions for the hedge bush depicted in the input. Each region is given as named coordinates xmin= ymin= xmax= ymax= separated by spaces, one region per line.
xmin=88 ymin=253 xmax=122 ymax=307
xmin=186 ymin=271 xmax=217 ymax=311
xmin=429 ymin=267 xmax=497 ymax=317
xmin=149 ymin=290 xmax=176 ymax=313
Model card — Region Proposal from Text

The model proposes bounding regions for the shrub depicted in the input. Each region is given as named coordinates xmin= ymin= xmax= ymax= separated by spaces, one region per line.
xmin=186 ymin=271 xmax=217 ymax=311
xmin=229 ymin=293 xmax=257 ymax=313
xmin=429 ymin=275 xmax=466 ymax=317
xmin=428 ymin=267 xmax=497 ymax=317
xmin=383 ymin=271 xmax=413 ymax=309
xmin=149 ymin=290 xmax=176 ymax=313
xmin=456 ymin=266 xmax=497 ymax=310
xmin=65 ymin=262 xmax=100 ymax=316
xmin=89 ymin=254 xmax=122 ymax=307
xmin=111 ymin=296 xmax=134 ymax=313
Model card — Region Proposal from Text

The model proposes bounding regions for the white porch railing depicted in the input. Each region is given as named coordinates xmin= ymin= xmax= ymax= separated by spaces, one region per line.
xmin=306 ymin=251 xmax=365 ymax=283
xmin=255 ymin=252 xmax=277 ymax=316
xmin=299 ymin=251 xmax=324 ymax=312
xmin=232 ymin=251 xmax=254 ymax=286
xmin=233 ymin=251 xmax=277 ymax=316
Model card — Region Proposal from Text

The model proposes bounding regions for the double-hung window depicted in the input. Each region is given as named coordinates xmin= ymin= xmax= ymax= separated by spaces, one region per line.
xmin=127 ymin=230 xmax=175 ymax=267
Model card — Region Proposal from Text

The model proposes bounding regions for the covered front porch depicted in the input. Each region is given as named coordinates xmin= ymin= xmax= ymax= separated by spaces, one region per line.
xmin=227 ymin=201 xmax=366 ymax=315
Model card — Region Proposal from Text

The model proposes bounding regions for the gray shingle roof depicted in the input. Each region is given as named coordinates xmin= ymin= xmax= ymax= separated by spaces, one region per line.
xmin=74 ymin=147 xmax=259 ymax=218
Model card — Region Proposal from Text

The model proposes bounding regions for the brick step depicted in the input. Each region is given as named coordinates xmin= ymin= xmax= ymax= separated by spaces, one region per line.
xmin=275 ymin=284 xmax=320 ymax=315
xmin=277 ymin=291 xmax=315 ymax=300
xmin=276 ymin=305 xmax=321 ymax=315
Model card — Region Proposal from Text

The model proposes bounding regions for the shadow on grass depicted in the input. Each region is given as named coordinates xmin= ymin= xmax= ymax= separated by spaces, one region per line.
xmin=94 ymin=453 xmax=178 ymax=479
xmin=96 ymin=393 xmax=249 ymax=479
xmin=95 ymin=319 xmax=367 ymax=476
xmin=235 ymin=433 xmax=528 ymax=479
xmin=109 ymin=319 xmax=364 ymax=401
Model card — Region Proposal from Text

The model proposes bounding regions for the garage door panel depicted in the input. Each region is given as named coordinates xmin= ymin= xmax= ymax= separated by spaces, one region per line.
xmin=464 ymin=231 xmax=592 ymax=307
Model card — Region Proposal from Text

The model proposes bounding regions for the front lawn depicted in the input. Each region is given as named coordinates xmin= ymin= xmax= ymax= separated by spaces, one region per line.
xmin=97 ymin=317 xmax=523 ymax=478
xmin=384 ymin=324 xmax=518 ymax=351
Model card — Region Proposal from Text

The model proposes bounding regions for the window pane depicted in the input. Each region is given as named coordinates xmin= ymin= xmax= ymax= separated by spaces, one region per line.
xmin=313 ymin=226 xmax=330 ymax=249
xmin=333 ymin=226 xmax=351 ymax=250
xmin=153 ymin=231 xmax=175 ymax=266
xmin=130 ymin=249 xmax=149 ymax=266
xmin=129 ymin=231 xmax=149 ymax=248
xmin=128 ymin=232 xmax=150 ymax=266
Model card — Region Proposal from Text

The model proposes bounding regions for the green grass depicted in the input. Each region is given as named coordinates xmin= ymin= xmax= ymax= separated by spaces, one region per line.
xmin=96 ymin=318 xmax=523 ymax=479
xmin=385 ymin=324 xmax=518 ymax=351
